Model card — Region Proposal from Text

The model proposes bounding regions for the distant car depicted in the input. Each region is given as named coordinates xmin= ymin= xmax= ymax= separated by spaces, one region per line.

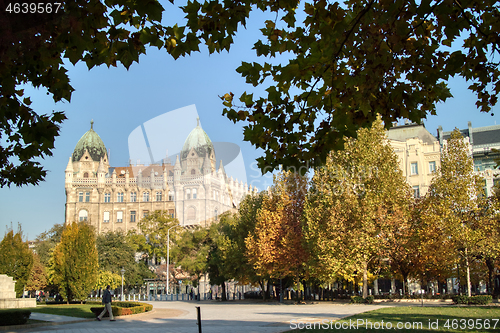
xmin=243 ymin=291 xmax=262 ymax=299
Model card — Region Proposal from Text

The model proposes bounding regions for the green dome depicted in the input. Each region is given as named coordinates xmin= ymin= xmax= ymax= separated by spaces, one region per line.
xmin=72 ymin=121 xmax=108 ymax=162
xmin=181 ymin=118 xmax=214 ymax=160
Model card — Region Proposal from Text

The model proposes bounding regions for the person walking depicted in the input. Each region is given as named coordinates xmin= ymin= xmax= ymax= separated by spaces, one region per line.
xmin=97 ymin=285 xmax=115 ymax=321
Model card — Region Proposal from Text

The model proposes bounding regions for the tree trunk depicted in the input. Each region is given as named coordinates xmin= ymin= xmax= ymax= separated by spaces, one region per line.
xmin=486 ymin=258 xmax=495 ymax=295
xmin=221 ymin=283 xmax=227 ymax=301
xmin=259 ymin=280 xmax=266 ymax=300
xmin=362 ymin=260 xmax=368 ymax=298
xmin=465 ymin=248 xmax=472 ymax=297
xmin=373 ymin=279 xmax=379 ymax=295
xmin=402 ymin=272 xmax=409 ymax=295
xmin=296 ymin=276 xmax=300 ymax=302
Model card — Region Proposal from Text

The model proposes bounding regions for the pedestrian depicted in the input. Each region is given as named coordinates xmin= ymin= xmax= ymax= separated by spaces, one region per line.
xmin=97 ymin=285 xmax=115 ymax=321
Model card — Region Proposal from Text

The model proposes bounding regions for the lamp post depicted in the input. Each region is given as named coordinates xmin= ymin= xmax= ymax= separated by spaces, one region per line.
xmin=121 ymin=267 xmax=125 ymax=301
xmin=166 ymin=225 xmax=179 ymax=295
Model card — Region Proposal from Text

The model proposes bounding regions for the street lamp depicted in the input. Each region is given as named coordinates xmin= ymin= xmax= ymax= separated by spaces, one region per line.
xmin=120 ymin=267 xmax=125 ymax=301
xmin=166 ymin=224 xmax=179 ymax=295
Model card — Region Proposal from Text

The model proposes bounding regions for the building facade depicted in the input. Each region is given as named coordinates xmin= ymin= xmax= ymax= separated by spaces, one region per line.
xmin=387 ymin=123 xmax=441 ymax=198
xmin=65 ymin=119 xmax=257 ymax=233
xmin=437 ymin=122 xmax=500 ymax=197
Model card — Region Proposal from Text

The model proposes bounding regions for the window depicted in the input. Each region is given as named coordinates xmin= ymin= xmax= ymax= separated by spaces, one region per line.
xmin=192 ymin=188 xmax=197 ymax=199
xmin=117 ymin=211 xmax=123 ymax=223
xmin=130 ymin=192 xmax=137 ymax=202
xmin=83 ymin=172 xmax=89 ymax=178
xmin=143 ymin=210 xmax=149 ymax=218
xmin=78 ymin=192 xmax=84 ymax=202
xmin=156 ymin=191 xmax=162 ymax=201
xmin=104 ymin=193 xmax=111 ymax=203
xmin=103 ymin=211 xmax=110 ymax=223
xmin=429 ymin=161 xmax=436 ymax=173
xmin=79 ymin=210 xmax=88 ymax=222
xmin=215 ymin=208 xmax=218 ymax=221
xmin=143 ymin=192 xmax=149 ymax=202
xmin=187 ymin=207 xmax=196 ymax=220
xmin=191 ymin=169 xmax=196 ymax=175
xmin=85 ymin=192 xmax=90 ymax=202
xmin=413 ymin=186 xmax=420 ymax=199
xmin=130 ymin=211 xmax=136 ymax=222
xmin=168 ymin=209 xmax=174 ymax=218
xmin=168 ymin=191 xmax=174 ymax=201
xmin=410 ymin=162 xmax=418 ymax=175
xmin=186 ymin=189 xmax=191 ymax=200
xmin=117 ymin=192 xmax=124 ymax=202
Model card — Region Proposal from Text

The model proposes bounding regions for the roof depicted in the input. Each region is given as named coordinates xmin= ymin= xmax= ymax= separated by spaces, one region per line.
xmin=72 ymin=121 xmax=108 ymax=162
xmin=439 ymin=124 xmax=500 ymax=147
xmin=180 ymin=118 xmax=214 ymax=160
xmin=387 ymin=123 xmax=438 ymax=145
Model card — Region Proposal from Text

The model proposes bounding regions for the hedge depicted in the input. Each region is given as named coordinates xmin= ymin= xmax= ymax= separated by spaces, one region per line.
xmin=350 ymin=296 xmax=374 ymax=304
xmin=0 ymin=309 xmax=31 ymax=326
xmin=452 ymin=295 xmax=493 ymax=305
xmin=90 ymin=301 xmax=152 ymax=317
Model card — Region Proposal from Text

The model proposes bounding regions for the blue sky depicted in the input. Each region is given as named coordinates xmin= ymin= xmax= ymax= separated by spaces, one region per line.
xmin=1 ymin=4 xmax=500 ymax=240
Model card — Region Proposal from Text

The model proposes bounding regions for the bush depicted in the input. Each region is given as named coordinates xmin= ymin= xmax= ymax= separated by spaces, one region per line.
xmin=90 ymin=301 xmax=152 ymax=317
xmin=45 ymin=301 xmax=87 ymax=305
xmin=0 ymin=309 xmax=31 ymax=326
xmin=452 ymin=295 xmax=492 ymax=305
xmin=350 ymin=296 xmax=374 ymax=304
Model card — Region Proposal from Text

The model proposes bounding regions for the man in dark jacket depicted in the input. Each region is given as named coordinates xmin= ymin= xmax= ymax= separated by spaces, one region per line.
xmin=97 ymin=285 xmax=115 ymax=321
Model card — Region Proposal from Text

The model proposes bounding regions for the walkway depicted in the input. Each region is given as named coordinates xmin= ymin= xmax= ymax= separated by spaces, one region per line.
xmin=4 ymin=300 xmax=399 ymax=333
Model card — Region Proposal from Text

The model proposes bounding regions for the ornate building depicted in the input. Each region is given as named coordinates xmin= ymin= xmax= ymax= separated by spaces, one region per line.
xmin=65 ymin=119 xmax=257 ymax=233
xmin=387 ymin=122 xmax=441 ymax=198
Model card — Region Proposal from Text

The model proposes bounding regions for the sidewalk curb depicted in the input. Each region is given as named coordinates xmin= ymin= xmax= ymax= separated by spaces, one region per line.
xmin=0 ymin=309 xmax=157 ymax=332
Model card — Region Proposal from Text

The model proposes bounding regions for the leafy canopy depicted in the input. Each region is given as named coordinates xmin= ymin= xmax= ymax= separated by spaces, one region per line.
xmin=222 ymin=0 xmax=500 ymax=173
xmin=2 ymin=0 xmax=499 ymax=186
xmin=0 ymin=225 xmax=34 ymax=297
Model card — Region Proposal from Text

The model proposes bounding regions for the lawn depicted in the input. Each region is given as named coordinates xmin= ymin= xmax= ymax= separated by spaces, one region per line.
xmin=288 ymin=306 xmax=500 ymax=333
xmin=27 ymin=304 xmax=97 ymax=318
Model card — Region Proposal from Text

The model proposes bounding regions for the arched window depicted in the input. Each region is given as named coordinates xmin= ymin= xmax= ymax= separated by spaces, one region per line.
xmin=143 ymin=192 xmax=149 ymax=202
xmin=191 ymin=169 xmax=196 ymax=175
xmin=83 ymin=172 xmax=89 ymax=178
xmin=192 ymin=188 xmax=197 ymax=199
xmin=79 ymin=210 xmax=88 ymax=222
xmin=187 ymin=207 xmax=196 ymax=220
xmin=186 ymin=189 xmax=191 ymax=200
xmin=168 ymin=191 xmax=174 ymax=201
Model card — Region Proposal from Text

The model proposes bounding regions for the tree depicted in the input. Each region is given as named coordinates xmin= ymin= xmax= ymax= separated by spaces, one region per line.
xmin=25 ymin=253 xmax=48 ymax=297
xmin=51 ymin=222 xmax=98 ymax=303
xmin=137 ymin=210 xmax=179 ymax=263
xmin=205 ymin=214 xmax=234 ymax=301
xmin=94 ymin=270 xmax=122 ymax=291
xmin=222 ymin=0 xmax=500 ymax=174
xmin=34 ymin=223 xmax=64 ymax=267
xmin=0 ymin=225 xmax=34 ymax=297
xmin=304 ymin=118 xmax=412 ymax=298
xmin=96 ymin=230 xmax=153 ymax=288
xmin=423 ymin=129 xmax=490 ymax=297
xmin=246 ymin=170 xmax=309 ymax=299
xmin=172 ymin=226 xmax=209 ymax=288
xmin=3 ymin=1 xmax=499 ymax=186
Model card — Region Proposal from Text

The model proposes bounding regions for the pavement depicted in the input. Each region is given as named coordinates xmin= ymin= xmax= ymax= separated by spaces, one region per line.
xmin=1 ymin=300 xmax=429 ymax=333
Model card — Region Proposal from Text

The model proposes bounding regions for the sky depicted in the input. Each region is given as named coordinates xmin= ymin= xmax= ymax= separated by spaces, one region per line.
xmin=1 ymin=3 xmax=500 ymax=240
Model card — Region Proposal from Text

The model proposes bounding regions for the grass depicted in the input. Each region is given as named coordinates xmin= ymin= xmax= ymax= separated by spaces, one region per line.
xmin=26 ymin=304 xmax=97 ymax=319
xmin=288 ymin=306 xmax=500 ymax=333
